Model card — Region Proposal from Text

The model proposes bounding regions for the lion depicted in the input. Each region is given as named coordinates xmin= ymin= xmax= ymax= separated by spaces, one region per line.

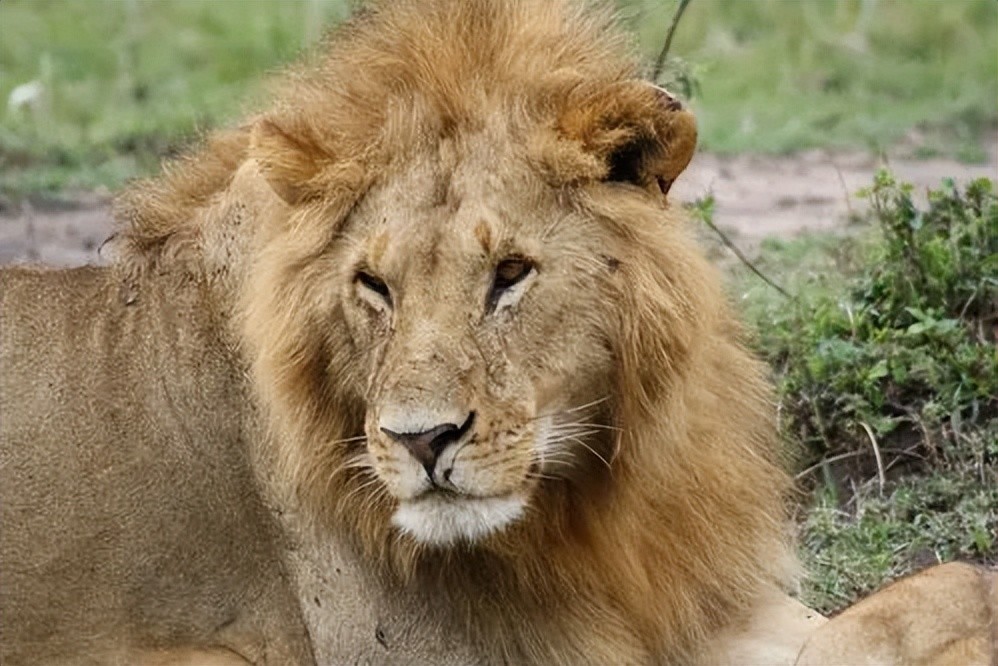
xmin=0 ymin=1 xmax=990 ymax=664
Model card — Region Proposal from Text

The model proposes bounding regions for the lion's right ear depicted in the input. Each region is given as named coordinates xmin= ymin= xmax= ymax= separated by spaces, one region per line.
xmin=250 ymin=118 xmax=326 ymax=205
xmin=541 ymin=81 xmax=697 ymax=197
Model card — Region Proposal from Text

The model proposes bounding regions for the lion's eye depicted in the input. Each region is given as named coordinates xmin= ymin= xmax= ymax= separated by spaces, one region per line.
xmin=355 ymin=271 xmax=392 ymax=307
xmin=488 ymin=256 xmax=535 ymax=310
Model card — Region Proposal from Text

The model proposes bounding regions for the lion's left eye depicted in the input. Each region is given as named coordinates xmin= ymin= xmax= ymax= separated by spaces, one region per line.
xmin=355 ymin=270 xmax=393 ymax=308
xmin=488 ymin=256 xmax=535 ymax=311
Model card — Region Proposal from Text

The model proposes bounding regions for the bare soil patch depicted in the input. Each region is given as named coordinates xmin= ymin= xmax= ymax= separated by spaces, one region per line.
xmin=0 ymin=192 xmax=114 ymax=267
xmin=674 ymin=134 xmax=998 ymax=249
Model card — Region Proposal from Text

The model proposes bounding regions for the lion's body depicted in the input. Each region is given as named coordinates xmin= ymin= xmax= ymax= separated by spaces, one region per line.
xmin=0 ymin=266 xmax=311 ymax=664
xmin=0 ymin=213 xmax=812 ymax=666
xmin=0 ymin=185 xmax=812 ymax=666
xmin=796 ymin=563 xmax=997 ymax=666
xmin=0 ymin=1 xmax=989 ymax=665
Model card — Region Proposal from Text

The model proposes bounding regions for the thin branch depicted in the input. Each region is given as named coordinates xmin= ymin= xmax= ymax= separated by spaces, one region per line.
xmin=700 ymin=214 xmax=794 ymax=299
xmin=795 ymin=450 xmax=868 ymax=481
xmin=794 ymin=446 xmax=921 ymax=482
xmin=652 ymin=0 xmax=693 ymax=81
xmin=859 ymin=421 xmax=886 ymax=495
xmin=832 ymin=161 xmax=854 ymax=219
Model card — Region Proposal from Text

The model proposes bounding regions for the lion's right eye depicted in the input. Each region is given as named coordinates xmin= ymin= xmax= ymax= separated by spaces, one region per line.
xmin=355 ymin=271 xmax=392 ymax=307
xmin=493 ymin=257 xmax=533 ymax=292
xmin=487 ymin=256 xmax=536 ymax=313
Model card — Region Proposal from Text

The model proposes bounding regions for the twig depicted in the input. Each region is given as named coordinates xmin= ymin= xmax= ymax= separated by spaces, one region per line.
xmin=654 ymin=0 xmax=789 ymax=302
xmin=794 ymin=446 xmax=920 ymax=482
xmin=832 ymin=161 xmax=854 ymax=219
xmin=652 ymin=0 xmax=693 ymax=81
xmin=700 ymin=214 xmax=793 ymax=299
xmin=859 ymin=421 xmax=886 ymax=495
xmin=795 ymin=450 xmax=868 ymax=481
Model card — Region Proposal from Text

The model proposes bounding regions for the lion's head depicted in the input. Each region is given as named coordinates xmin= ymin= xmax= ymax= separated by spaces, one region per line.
xmin=115 ymin=0 xmax=788 ymax=659
xmin=239 ymin=15 xmax=704 ymax=550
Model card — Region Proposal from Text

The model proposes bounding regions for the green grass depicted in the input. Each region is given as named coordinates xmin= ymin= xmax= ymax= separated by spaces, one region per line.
xmin=706 ymin=175 xmax=998 ymax=613
xmin=634 ymin=0 xmax=998 ymax=155
xmin=2 ymin=0 xmax=996 ymax=195
xmin=800 ymin=459 xmax=997 ymax=613
xmin=0 ymin=0 xmax=350 ymax=193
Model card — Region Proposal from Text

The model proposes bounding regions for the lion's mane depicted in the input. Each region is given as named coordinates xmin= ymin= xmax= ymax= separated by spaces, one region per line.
xmin=111 ymin=1 xmax=792 ymax=661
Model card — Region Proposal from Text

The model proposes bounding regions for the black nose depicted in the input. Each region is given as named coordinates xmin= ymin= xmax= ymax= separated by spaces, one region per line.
xmin=381 ymin=412 xmax=476 ymax=477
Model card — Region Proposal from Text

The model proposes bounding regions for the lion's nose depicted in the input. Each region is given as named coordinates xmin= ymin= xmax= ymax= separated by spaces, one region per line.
xmin=381 ymin=411 xmax=476 ymax=477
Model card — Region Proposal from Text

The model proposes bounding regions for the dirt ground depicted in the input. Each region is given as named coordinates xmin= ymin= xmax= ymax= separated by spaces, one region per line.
xmin=1 ymin=137 xmax=996 ymax=267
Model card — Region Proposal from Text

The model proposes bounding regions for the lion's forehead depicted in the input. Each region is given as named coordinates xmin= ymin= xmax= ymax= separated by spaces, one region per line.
xmin=358 ymin=166 xmax=551 ymax=276
xmin=370 ymin=129 xmax=540 ymax=217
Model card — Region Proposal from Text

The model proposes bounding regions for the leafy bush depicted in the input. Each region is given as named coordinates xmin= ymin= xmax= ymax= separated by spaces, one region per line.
xmin=758 ymin=173 xmax=997 ymax=466
xmin=732 ymin=173 xmax=997 ymax=612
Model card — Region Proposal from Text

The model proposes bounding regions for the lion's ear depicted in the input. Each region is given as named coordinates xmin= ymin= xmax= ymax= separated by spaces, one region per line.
xmin=250 ymin=118 xmax=326 ymax=205
xmin=555 ymin=81 xmax=697 ymax=196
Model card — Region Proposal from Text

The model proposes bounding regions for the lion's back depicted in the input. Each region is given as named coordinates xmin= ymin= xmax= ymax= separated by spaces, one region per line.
xmin=0 ymin=266 xmax=311 ymax=664
xmin=795 ymin=562 xmax=997 ymax=666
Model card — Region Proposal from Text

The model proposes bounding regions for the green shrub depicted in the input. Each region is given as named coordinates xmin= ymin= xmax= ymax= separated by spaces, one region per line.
xmin=760 ymin=173 xmax=997 ymax=465
xmin=732 ymin=173 xmax=997 ymax=612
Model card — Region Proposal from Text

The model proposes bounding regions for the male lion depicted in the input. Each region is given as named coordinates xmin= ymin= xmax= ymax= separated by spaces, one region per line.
xmin=0 ymin=1 xmax=992 ymax=665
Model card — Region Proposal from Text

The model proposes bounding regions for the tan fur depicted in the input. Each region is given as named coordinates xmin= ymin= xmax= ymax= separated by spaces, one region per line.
xmin=230 ymin=1 xmax=789 ymax=662
xmin=0 ymin=1 xmax=985 ymax=664
xmin=796 ymin=563 xmax=998 ymax=666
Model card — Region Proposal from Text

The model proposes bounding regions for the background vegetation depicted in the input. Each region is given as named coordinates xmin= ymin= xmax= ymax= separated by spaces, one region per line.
xmin=2 ymin=0 xmax=996 ymax=614
xmin=711 ymin=176 xmax=998 ymax=612
xmin=2 ymin=0 xmax=996 ymax=193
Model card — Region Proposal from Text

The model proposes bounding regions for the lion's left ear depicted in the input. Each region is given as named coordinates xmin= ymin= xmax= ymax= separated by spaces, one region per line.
xmin=552 ymin=81 xmax=697 ymax=196
xmin=250 ymin=117 xmax=327 ymax=205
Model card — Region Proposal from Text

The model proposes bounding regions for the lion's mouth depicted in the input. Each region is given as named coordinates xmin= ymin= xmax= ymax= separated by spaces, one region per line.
xmin=392 ymin=491 xmax=526 ymax=546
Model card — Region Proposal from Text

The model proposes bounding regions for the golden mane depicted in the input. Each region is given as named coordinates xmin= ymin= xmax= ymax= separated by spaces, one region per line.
xmin=113 ymin=1 xmax=791 ymax=662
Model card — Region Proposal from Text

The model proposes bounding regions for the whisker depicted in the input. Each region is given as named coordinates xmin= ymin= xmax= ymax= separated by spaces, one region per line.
xmin=562 ymin=396 xmax=610 ymax=414
xmin=357 ymin=482 xmax=391 ymax=516
xmin=550 ymin=421 xmax=622 ymax=433
xmin=527 ymin=470 xmax=563 ymax=482
xmin=330 ymin=434 xmax=369 ymax=445
xmin=559 ymin=435 xmax=612 ymax=473
xmin=314 ymin=450 xmax=371 ymax=484
xmin=530 ymin=396 xmax=609 ymax=422
xmin=339 ymin=474 xmax=385 ymax=508
xmin=548 ymin=429 xmax=602 ymax=442
xmin=344 ymin=455 xmax=374 ymax=471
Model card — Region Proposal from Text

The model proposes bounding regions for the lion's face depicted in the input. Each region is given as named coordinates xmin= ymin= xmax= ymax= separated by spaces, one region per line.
xmin=336 ymin=138 xmax=615 ymax=545
xmin=246 ymin=75 xmax=698 ymax=550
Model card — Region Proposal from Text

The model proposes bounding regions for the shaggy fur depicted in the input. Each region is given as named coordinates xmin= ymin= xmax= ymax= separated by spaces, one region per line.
xmin=235 ymin=1 xmax=788 ymax=661
xmin=2 ymin=1 xmax=807 ymax=664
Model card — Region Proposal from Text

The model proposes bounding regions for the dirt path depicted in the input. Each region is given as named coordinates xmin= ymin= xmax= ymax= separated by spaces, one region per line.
xmin=1 ymin=140 xmax=996 ymax=267
xmin=674 ymin=135 xmax=998 ymax=247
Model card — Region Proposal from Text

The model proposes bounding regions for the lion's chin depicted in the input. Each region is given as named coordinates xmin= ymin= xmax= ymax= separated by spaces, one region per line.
xmin=392 ymin=492 xmax=526 ymax=546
